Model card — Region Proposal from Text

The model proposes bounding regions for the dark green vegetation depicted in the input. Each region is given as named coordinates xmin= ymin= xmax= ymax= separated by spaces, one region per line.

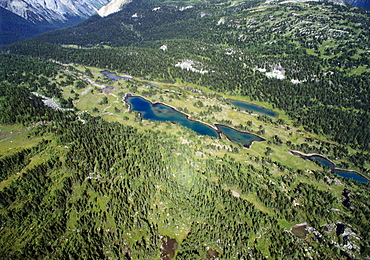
xmin=0 ymin=7 xmax=43 ymax=46
xmin=0 ymin=8 xmax=80 ymax=46
xmin=1 ymin=0 xmax=370 ymax=259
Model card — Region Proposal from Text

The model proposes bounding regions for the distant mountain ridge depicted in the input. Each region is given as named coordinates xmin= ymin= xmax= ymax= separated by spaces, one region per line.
xmin=0 ymin=0 xmax=110 ymax=24
xmin=29 ymin=0 xmax=365 ymax=47
xmin=96 ymin=0 xmax=369 ymax=19
xmin=344 ymin=0 xmax=370 ymax=9
xmin=0 ymin=0 xmax=110 ymax=45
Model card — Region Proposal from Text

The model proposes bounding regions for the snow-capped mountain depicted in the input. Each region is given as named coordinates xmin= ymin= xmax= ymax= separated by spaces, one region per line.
xmin=0 ymin=0 xmax=110 ymax=24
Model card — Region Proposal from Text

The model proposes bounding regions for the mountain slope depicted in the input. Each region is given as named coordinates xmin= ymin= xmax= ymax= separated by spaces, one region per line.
xmin=98 ymin=0 xmax=133 ymax=17
xmin=17 ymin=0 xmax=370 ymax=151
xmin=1 ymin=0 xmax=369 ymax=259
xmin=0 ymin=51 xmax=369 ymax=260
xmin=0 ymin=6 xmax=41 ymax=45
xmin=344 ymin=0 xmax=370 ymax=9
xmin=31 ymin=0 xmax=264 ymax=46
xmin=0 ymin=0 xmax=110 ymax=45
xmin=0 ymin=0 xmax=110 ymax=23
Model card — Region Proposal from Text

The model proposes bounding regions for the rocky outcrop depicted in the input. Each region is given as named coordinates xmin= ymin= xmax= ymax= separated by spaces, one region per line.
xmin=97 ymin=0 xmax=133 ymax=17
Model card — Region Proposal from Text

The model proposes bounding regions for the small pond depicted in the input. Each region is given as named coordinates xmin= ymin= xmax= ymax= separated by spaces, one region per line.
xmin=160 ymin=236 xmax=177 ymax=260
xmin=227 ymin=99 xmax=278 ymax=117
xmin=100 ymin=70 xmax=132 ymax=81
xmin=215 ymin=124 xmax=266 ymax=148
xmin=124 ymin=94 xmax=219 ymax=138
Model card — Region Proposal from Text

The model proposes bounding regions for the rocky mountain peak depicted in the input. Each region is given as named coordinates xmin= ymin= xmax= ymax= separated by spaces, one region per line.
xmin=0 ymin=0 xmax=110 ymax=23
xmin=98 ymin=0 xmax=133 ymax=17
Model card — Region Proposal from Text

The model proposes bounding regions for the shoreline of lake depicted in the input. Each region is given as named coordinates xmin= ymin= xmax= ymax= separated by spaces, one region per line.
xmin=289 ymin=150 xmax=336 ymax=168
xmin=333 ymin=168 xmax=370 ymax=183
xmin=124 ymin=93 xmax=269 ymax=148
xmin=289 ymin=150 xmax=369 ymax=183
xmin=215 ymin=123 xmax=266 ymax=148
xmin=124 ymin=93 xmax=220 ymax=138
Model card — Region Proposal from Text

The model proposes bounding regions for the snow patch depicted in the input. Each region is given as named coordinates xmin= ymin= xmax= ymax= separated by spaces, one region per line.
xmin=256 ymin=67 xmax=267 ymax=73
xmin=175 ymin=60 xmax=208 ymax=74
xmin=265 ymin=70 xmax=285 ymax=79
xmin=31 ymin=92 xmax=72 ymax=111
xmin=231 ymin=190 xmax=241 ymax=198
xmin=217 ymin=17 xmax=226 ymax=25
xmin=159 ymin=45 xmax=168 ymax=51
xmin=290 ymin=79 xmax=306 ymax=84
xmin=179 ymin=5 xmax=193 ymax=11
xmin=256 ymin=65 xmax=286 ymax=80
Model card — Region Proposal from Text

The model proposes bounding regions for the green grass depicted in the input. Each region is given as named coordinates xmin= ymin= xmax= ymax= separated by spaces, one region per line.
xmin=278 ymin=219 xmax=295 ymax=230
xmin=348 ymin=65 xmax=369 ymax=76
xmin=244 ymin=193 xmax=276 ymax=216
xmin=2 ymin=65 xmax=363 ymax=191
xmin=1 ymin=64 xmax=366 ymax=258
xmin=0 ymin=130 xmax=51 ymax=157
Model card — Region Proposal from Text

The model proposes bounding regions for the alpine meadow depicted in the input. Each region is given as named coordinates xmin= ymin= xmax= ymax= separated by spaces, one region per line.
xmin=0 ymin=0 xmax=369 ymax=259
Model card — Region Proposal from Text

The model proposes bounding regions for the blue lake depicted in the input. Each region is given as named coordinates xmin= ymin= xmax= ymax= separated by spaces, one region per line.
xmin=333 ymin=169 xmax=369 ymax=183
xmin=215 ymin=124 xmax=265 ymax=148
xmin=307 ymin=155 xmax=336 ymax=169
xmin=124 ymin=94 xmax=219 ymax=138
xmin=291 ymin=151 xmax=369 ymax=183
xmin=227 ymin=99 xmax=278 ymax=117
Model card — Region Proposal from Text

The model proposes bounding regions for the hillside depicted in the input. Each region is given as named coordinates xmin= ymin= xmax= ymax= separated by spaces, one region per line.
xmin=1 ymin=0 xmax=369 ymax=259
xmin=0 ymin=6 xmax=41 ymax=46
xmin=344 ymin=0 xmax=370 ymax=9
xmin=13 ymin=0 xmax=370 ymax=151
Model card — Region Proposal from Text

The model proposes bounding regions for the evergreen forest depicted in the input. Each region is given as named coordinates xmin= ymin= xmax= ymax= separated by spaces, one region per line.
xmin=1 ymin=0 xmax=369 ymax=259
